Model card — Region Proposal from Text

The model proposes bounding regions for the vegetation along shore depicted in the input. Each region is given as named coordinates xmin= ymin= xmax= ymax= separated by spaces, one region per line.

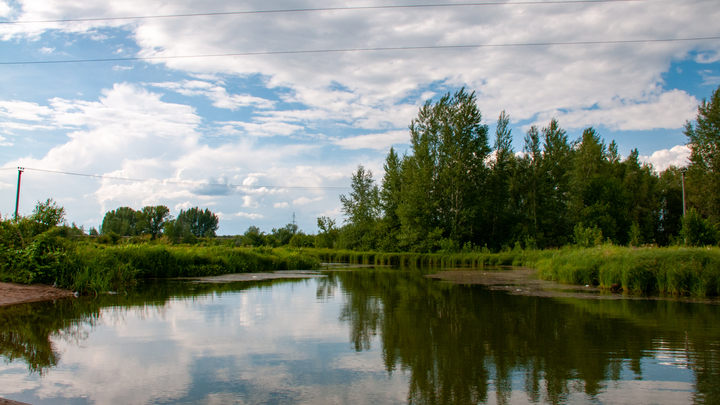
xmin=2 ymin=85 xmax=720 ymax=297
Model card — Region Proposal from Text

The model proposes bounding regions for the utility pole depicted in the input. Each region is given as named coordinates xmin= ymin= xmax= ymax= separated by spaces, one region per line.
xmin=681 ymin=168 xmax=687 ymax=218
xmin=14 ymin=167 xmax=24 ymax=221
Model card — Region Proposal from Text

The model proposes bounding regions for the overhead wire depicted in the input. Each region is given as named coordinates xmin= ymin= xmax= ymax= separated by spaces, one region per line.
xmin=2 ymin=36 xmax=718 ymax=66
xmin=13 ymin=167 xmax=350 ymax=190
xmin=0 ymin=0 xmax=659 ymax=24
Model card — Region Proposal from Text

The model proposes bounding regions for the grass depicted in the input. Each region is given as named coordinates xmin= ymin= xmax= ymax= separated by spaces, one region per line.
xmin=535 ymin=245 xmax=720 ymax=296
xmin=0 ymin=229 xmax=321 ymax=293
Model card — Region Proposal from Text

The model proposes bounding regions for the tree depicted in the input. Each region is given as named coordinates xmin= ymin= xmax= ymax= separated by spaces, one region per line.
xmin=398 ymin=88 xmax=490 ymax=251
xmin=30 ymin=198 xmax=66 ymax=233
xmin=378 ymin=147 xmax=403 ymax=251
xmin=137 ymin=205 xmax=170 ymax=240
xmin=685 ymin=84 xmax=720 ymax=224
xmin=271 ymin=223 xmax=299 ymax=246
xmin=243 ymin=225 xmax=266 ymax=247
xmin=316 ymin=216 xmax=339 ymax=248
xmin=339 ymin=165 xmax=380 ymax=250
xmin=176 ymin=207 xmax=219 ymax=238
xmin=100 ymin=207 xmax=139 ymax=236
xmin=539 ymin=119 xmax=572 ymax=246
xmin=487 ymin=111 xmax=515 ymax=248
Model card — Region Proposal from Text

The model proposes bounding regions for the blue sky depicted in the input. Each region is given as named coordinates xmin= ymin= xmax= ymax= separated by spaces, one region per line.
xmin=1 ymin=0 xmax=719 ymax=235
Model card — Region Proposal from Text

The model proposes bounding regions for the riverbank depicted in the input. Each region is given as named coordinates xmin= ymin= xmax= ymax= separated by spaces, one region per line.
xmin=0 ymin=282 xmax=74 ymax=307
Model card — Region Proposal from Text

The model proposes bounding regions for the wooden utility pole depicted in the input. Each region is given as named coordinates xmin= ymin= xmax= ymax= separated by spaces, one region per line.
xmin=15 ymin=167 xmax=24 ymax=220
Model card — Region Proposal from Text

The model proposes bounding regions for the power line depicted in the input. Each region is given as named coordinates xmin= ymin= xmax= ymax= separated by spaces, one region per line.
xmin=0 ymin=0 xmax=657 ymax=25
xmin=1 ymin=36 xmax=718 ymax=66
xmin=16 ymin=167 xmax=350 ymax=190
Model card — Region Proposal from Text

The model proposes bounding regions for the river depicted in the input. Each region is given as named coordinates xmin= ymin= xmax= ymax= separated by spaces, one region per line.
xmin=1 ymin=268 xmax=718 ymax=404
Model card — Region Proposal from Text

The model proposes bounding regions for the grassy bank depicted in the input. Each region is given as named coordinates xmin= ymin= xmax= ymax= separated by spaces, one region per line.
xmin=307 ymin=247 xmax=552 ymax=268
xmin=305 ymin=246 xmax=720 ymax=297
xmin=0 ymin=227 xmax=321 ymax=293
xmin=536 ymin=245 xmax=720 ymax=296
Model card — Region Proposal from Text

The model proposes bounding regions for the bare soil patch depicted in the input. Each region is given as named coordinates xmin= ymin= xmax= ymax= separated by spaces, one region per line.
xmin=0 ymin=282 xmax=74 ymax=307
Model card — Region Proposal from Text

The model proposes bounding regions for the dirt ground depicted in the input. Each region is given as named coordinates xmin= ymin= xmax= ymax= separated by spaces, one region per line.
xmin=427 ymin=267 xmax=720 ymax=304
xmin=0 ymin=282 xmax=74 ymax=307
xmin=0 ymin=398 xmax=32 ymax=405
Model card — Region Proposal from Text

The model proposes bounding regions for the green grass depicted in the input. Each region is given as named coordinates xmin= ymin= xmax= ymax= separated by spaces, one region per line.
xmin=0 ymin=231 xmax=321 ymax=293
xmin=536 ymin=245 xmax=720 ymax=296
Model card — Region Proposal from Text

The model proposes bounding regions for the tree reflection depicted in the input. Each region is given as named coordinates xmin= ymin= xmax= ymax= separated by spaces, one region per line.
xmin=334 ymin=269 xmax=720 ymax=404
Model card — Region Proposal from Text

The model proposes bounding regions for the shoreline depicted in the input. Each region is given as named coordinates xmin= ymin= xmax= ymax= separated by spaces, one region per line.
xmin=0 ymin=282 xmax=74 ymax=307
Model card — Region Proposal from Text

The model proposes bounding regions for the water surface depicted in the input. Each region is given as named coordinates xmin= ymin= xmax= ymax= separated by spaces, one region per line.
xmin=1 ymin=269 xmax=719 ymax=404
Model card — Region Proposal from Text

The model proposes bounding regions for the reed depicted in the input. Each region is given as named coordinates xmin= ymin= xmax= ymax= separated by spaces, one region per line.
xmin=536 ymin=245 xmax=720 ymax=296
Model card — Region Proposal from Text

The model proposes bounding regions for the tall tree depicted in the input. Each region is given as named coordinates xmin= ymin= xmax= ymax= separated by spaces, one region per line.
xmin=378 ymin=147 xmax=403 ymax=251
xmin=176 ymin=207 xmax=219 ymax=238
xmin=539 ymin=119 xmax=572 ymax=246
xmin=398 ymin=88 xmax=490 ymax=251
xmin=487 ymin=111 xmax=515 ymax=247
xmin=685 ymin=84 xmax=720 ymax=224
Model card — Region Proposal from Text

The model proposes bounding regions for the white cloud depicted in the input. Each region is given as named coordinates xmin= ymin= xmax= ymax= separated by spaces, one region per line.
xmin=331 ymin=130 xmax=409 ymax=150
xmin=242 ymin=176 xmax=258 ymax=186
xmin=234 ymin=212 xmax=264 ymax=220
xmin=532 ymin=90 xmax=699 ymax=131
xmin=640 ymin=145 xmax=690 ymax=172
xmin=113 ymin=65 xmax=134 ymax=71
xmin=0 ymin=100 xmax=53 ymax=121
xmin=0 ymin=1 xmax=12 ymax=18
xmin=152 ymin=80 xmax=274 ymax=110
xmin=293 ymin=196 xmax=323 ymax=206
xmin=39 ymin=46 xmax=55 ymax=54
xmin=273 ymin=202 xmax=288 ymax=208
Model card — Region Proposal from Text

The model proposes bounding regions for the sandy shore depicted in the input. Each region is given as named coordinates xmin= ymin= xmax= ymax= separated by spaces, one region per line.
xmin=0 ymin=282 xmax=74 ymax=307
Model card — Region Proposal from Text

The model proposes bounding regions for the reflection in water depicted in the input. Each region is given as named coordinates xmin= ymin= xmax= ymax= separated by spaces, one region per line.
xmin=0 ymin=270 xmax=719 ymax=404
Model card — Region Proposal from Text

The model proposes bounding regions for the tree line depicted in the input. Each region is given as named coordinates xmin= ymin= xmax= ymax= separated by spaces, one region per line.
xmin=332 ymin=86 xmax=720 ymax=252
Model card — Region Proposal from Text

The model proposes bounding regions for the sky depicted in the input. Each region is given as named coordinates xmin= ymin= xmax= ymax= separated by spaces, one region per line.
xmin=0 ymin=0 xmax=719 ymax=235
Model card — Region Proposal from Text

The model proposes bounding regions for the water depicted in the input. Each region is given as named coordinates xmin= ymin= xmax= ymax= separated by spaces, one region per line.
xmin=1 ymin=269 xmax=719 ymax=404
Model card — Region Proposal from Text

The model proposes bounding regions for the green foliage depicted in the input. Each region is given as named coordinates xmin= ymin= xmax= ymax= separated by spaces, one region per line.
xmin=175 ymin=207 xmax=219 ymax=238
xmin=100 ymin=207 xmax=139 ymax=236
xmin=685 ymin=85 xmax=720 ymax=224
xmin=681 ymin=208 xmax=719 ymax=246
xmin=137 ymin=205 xmax=170 ymax=240
xmin=573 ymin=223 xmax=604 ymax=248
xmin=316 ymin=216 xmax=338 ymax=248
xmin=536 ymin=245 xmax=720 ymax=296
xmin=242 ymin=225 xmax=266 ymax=247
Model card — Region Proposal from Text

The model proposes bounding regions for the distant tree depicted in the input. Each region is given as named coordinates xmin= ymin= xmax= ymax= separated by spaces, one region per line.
xmin=271 ymin=223 xmax=299 ymax=246
xmin=316 ymin=216 xmax=338 ymax=248
xmin=137 ymin=205 xmax=170 ymax=240
xmin=657 ymin=166 xmax=684 ymax=245
xmin=100 ymin=207 xmax=139 ymax=236
xmin=242 ymin=225 xmax=266 ymax=247
xmin=176 ymin=207 xmax=219 ymax=238
xmin=487 ymin=111 xmax=515 ymax=248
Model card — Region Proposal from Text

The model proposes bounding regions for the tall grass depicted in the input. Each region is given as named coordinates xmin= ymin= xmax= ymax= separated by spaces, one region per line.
xmin=0 ymin=228 xmax=321 ymax=293
xmin=536 ymin=245 xmax=720 ymax=296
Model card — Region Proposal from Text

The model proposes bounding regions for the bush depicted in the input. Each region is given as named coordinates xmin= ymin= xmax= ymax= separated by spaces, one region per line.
xmin=681 ymin=209 xmax=718 ymax=246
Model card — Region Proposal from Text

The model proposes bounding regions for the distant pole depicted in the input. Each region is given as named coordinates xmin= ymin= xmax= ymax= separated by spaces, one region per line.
xmin=681 ymin=168 xmax=687 ymax=218
xmin=14 ymin=167 xmax=24 ymax=220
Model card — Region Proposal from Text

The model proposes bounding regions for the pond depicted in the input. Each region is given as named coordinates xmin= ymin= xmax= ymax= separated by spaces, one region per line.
xmin=1 ymin=268 xmax=719 ymax=404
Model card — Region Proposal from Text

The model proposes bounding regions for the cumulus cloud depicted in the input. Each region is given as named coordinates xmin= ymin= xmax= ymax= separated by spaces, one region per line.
xmin=273 ymin=202 xmax=288 ymax=208
xmin=293 ymin=196 xmax=323 ymax=206
xmin=640 ymin=145 xmax=690 ymax=172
